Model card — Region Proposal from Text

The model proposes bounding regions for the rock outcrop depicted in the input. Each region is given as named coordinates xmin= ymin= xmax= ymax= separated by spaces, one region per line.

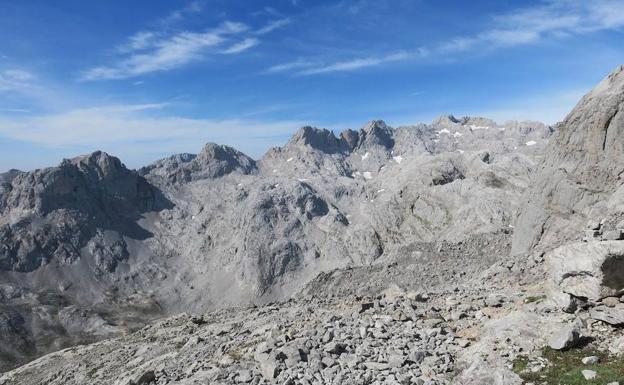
xmin=513 ymin=65 xmax=624 ymax=255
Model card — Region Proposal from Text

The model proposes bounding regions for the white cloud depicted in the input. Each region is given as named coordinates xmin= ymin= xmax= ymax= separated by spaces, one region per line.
xmin=117 ymin=31 xmax=158 ymax=53
xmin=265 ymin=59 xmax=317 ymax=73
xmin=0 ymin=69 xmax=36 ymax=92
xmin=83 ymin=21 xmax=253 ymax=80
xmin=440 ymin=0 xmax=624 ymax=53
xmin=161 ymin=1 xmax=205 ymax=25
xmin=255 ymin=18 xmax=291 ymax=35
xmin=0 ymin=104 xmax=304 ymax=160
xmin=297 ymin=51 xmax=410 ymax=75
xmin=267 ymin=0 xmax=624 ymax=76
xmin=221 ymin=38 xmax=259 ymax=54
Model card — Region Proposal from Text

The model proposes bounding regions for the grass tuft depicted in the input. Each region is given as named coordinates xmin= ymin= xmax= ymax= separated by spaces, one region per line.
xmin=513 ymin=347 xmax=624 ymax=384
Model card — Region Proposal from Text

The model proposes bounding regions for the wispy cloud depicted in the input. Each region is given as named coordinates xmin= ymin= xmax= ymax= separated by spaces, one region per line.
xmin=255 ymin=18 xmax=291 ymax=35
xmin=440 ymin=0 xmax=624 ymax=53
xmin=0 ymin=104 xmax=303 ymax=160
xmin=222 ymin=38 xmax=259 ymax=54
xmin=298 ymin=51 xmax=410 ymax=75
xmin=267 ymin=0 xmax=624 ymax=76
xmin=82 ymin=21 xmax=255 ymax=80
xmin=0 ymin=69 xmax=36 ymax=93
xmin=265 ymin=59 xmax=317 ymax=74
xmin=161 ymin=1 xmax=204 ymax=25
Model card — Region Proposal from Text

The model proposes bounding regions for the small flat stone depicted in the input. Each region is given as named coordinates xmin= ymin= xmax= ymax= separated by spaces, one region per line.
xmin=590 ymin=305 xmax=624 ymax=325
xmin=602 ymin=297 xmax=621 ymax=307
xmin=582 ymin=369 xmax=597 ymax=380
xmin=581 ymin=356 xmax=599 ymax=365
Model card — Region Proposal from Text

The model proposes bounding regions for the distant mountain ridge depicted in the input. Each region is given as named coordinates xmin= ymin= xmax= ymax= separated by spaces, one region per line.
xmin=0 ymin=103 xmax=555 ymax=371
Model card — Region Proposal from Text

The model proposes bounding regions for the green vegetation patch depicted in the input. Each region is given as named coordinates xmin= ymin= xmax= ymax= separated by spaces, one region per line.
xmin=525 ymin=295 xmax=547 ymax=304
xmin=513 ymin=347 xmax=624 ymax=384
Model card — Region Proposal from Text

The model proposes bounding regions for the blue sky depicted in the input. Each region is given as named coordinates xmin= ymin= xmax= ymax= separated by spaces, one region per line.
xmin=0 ymin=0 xmax=623 ymax=171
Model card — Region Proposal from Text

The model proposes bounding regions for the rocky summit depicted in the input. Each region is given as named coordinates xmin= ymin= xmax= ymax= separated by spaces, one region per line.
xmin=1 ymin=65 xmax=624 ymax=384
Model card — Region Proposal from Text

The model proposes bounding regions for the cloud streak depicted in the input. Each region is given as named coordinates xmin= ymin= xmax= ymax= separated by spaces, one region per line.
xmin=0 ymin=104 xmax=304 ymax=160
xmin=83 ymin=21 xmax=256 ymax=80
xmin=267 ymin=0 xmax=624 ymax=76
xmin=0 ymin=69 xmax=36 ymax=93
xmin=297 ymin=51 xmax=410 ymax=75
xmin=222 ymin=38 xmax=259 ymax=54
xmin=255 ymin=18 xmax=291 ymax=35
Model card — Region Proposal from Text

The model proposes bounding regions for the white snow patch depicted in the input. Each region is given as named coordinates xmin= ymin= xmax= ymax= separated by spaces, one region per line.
xmin=393 ymin=156 xmax=403 ymax=164
xmin=272 ymin=169 xmax=277 ymax=173
xmin=453 ymin=132 xmax=463 ymax=137
xmin=297 ymin=178 xmax=308 ymax=182
xmin=525 ymin=140 xmax=537 ymax=146
xmin=286 ymin=157 xmax=294 ymax=162
xmin=469 ymin=125 xmax=489 ymax=131
xmin=362 ymin=171 xmax=373 ymax=180
xmin=439 ymin=128 xmax=451 ymax=135
xmin=457 ymin=149 xmax=465 ymax=154
xmin=370 ymin=199 xmax=374 ymax=203
xmin=191 ymin=215 xmax=196 ymax=220
xmin=361 ymin=152 xmax=369 ymax=160
xmin=274 ymin=184 xmax=280 ymax=188
xmin=376 ymin=189 xmax=385 ymax=193
xmin=237 ymin=183 xmax=243 ymax=187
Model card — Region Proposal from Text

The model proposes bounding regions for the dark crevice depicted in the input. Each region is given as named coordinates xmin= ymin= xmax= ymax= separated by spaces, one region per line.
xmin=602 ymin=106 xmax=620 ymax=151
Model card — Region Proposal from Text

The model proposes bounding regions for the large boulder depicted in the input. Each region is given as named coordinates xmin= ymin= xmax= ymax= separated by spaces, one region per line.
xmin=547 ymin=241 xmax=624 ymax=301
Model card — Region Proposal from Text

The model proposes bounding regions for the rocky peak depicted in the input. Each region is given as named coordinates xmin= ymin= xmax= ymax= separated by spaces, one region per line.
xmin=433 ymin=114 xmax=461 ymax=126
xmin=339 ymin=129 xmax=360 ymax=151
xmin=356 ymin=120 xmax=394 ymax=149
xmin=286 ymin=126 xmax=345 ymax=153
xmin=140 ymin=143 xmax=257 ymax=185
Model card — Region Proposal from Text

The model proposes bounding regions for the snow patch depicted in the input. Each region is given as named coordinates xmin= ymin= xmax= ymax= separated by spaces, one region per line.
xmin=457 ymin=149 xmax=465 ymax=154
xmin=362 ymin=171 xmax=373 ymax=180
xmin=361 ymin=152 xmax=369 ymax=160
xmin=393 ymin=156 xmax=403 ymax=164
xmin=525 ymin=140 xmax=537 ymax=146
xmin=438 ymin=128 xmax=451 ymax=135
xmin=286 ymin=157 xmax=294 ymax=162
xmin=469 ymin=125 xmax=489 ymax=131
xmin=453 ymin=132 xmax=463 ymax=137
xmin=376 ymin=189 xmax=385 ymax=193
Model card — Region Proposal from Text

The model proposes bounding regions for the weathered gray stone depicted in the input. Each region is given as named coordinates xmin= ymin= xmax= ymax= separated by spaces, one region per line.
xmin=604 ymin=230 xmax=624 ymax=240
xmin=546 ymin=241 xmax=624 ymax=301
xmin=548 ymin=324 xmax=580 ymax=350
xmin=582 ymin=356 xmax=599 ymax=365
xmin=590 ymin=305 xmax=624 ymax=325
xmin=582 ymin=369 xmax=597 ymax=380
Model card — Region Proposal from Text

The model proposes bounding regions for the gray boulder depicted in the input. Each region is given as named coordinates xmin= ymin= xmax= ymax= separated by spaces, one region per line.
xmin=590 ymin=305 xmax=624 ymax=325
xmin=546 ymin=241 xmax=624 ymax=301
xmin=548 ymin=323 xmax=580 ymax=350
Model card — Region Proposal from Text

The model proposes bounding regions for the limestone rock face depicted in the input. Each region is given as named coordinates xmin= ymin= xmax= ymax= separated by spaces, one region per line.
xmin=546 ymin=241 xmax=624 ymax=301
xmin=513 ymin=65 xmax=624 ymax=255
xmin=0 ymin=105 xmax=553 ymax=371
xmin=139 ymin=143 xmax=257 ymax=185
xmin=0 ymin=151 xmax=166 ymax=272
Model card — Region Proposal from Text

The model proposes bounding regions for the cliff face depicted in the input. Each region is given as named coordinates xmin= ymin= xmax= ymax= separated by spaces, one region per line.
xmin=512 ymin=65 xmax=624 ymax=255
